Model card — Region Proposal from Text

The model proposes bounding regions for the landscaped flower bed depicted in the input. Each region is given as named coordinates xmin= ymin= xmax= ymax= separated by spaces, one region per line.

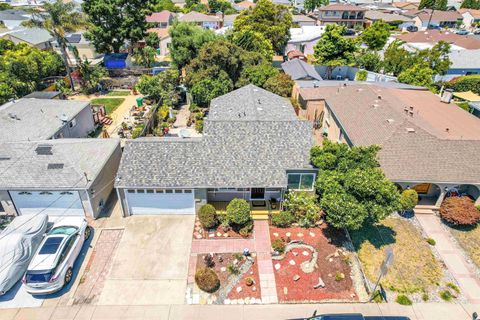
xmin=193 ymin=252 xmax=261 ymax=304
xmin=192 ymin=216 xmax=253 ymax=239
xmin=270 ymin=224 xmax=358 ymax=302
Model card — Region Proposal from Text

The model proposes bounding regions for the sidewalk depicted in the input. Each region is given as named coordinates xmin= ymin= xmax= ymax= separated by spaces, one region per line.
xmin=1 ymin=302 xmax=478 ymax=320
xmin=416 ymin=214 xmax=480 ymax=303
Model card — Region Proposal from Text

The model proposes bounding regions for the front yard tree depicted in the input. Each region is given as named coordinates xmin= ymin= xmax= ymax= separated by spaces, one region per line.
xmin=312 ymin=140 xmax=401 ymax=230
xmin=461 ymin=0 xmax=480 ymax=9
xmin=355 ymin=50 xmax=383 ymax=72
xmin=361 ymin=20 xmax=390 ymax=51
xmin=233 ymin=0 xmax=292 ymax=54
xmin=169 ymin=22 xmax=216 ymax=70
xmin=313 ymin=24 xmax=357 ymax=79
xmin=83 ymin=0 xmax=152 ymax=53
xmin=27 ymin=0 xmax=84 ymax=90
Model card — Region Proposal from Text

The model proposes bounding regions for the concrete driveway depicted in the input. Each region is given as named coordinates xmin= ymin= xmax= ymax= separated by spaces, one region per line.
xmin=97 ymin=215 xmax=194 ymax=305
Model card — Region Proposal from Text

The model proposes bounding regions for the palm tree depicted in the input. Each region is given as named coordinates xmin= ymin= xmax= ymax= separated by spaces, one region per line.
xmin=27 ymin=0 xmax=85 ymax=91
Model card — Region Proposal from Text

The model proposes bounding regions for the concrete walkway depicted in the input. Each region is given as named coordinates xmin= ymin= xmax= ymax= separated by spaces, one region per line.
xmin=416 ymin=214 xmax=480 ymax=303
xmin=1 ymin=302 xmax=478 ymax=320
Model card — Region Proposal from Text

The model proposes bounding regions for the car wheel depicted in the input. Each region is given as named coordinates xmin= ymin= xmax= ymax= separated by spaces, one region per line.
xmin=84 ymin=226 xmax=91 ymax=240
xmin=64 ymin=268 xmax=73 ymax=285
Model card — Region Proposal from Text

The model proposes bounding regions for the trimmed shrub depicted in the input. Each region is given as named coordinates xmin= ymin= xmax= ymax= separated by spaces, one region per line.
xmin=226 ymin=198 xmax=251 ymax=226
xmin=448 ymin=75 xmax=480 ymax=95
xmin=239 ymin=221 xmax=253 ymax=237
xmin=283 ymin=191 xmax=321 ymax=227
xmin=400 ymin=189 xmax=419 ymax=210
xmin=271 ymin=211 xmax=295 ymax=228
xmin=355 ymin=70 xmax=368 ymax=81
xmin=198 ymin=204 xmax=217 ymax=229
xmin=195 ymin=268 xmax=220 ymax=293
xmin=440 ymin=196 xmax=480 ymax=225
xmin=426 ymin=237 xmax=436 ymax=246
xmin=440 ymin=290 xmax=453 ymax=301
xmin=395 ymin=294 xmax=412 ymax=305
xmin=272 ymin=239 xmax=286 ymax=254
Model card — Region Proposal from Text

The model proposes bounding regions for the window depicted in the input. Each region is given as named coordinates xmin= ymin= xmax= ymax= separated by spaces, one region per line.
xmin=137 ymin=189 xmax=145 ymax=193
xmin=127 ymin=189 xmax=135 ymax=193
xmin=287 ymin=173 xmax=315 ymax=191
xmin=40 ymin=191 xmax=53 ymax=195
xmin=155 ymin=189 xmax=164 ymax=193
xmin=165 ymin=189 xmax=173 ymax=193
xmin=146 ymin=189 xmax=154 ymax=194
xmin=184 ymin=189 xmax=192 ymax=193
xmin=19 ymin=191 xmax=32 ymax=195
xmin=174 ymin=189 xmax=182 ymax=193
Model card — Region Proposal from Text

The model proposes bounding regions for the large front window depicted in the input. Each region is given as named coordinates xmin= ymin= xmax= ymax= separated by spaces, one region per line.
xmin=287 ymin=173 xmax=315 ymax=191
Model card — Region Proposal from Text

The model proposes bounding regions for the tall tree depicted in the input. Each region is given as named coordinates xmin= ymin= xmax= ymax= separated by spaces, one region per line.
xmin=361 ymin=20 xmax=390 ymax=51
xmin=419 ymin=0 xmax=448 ymax=10
xmin=460 ymin=0 xmax=480 ymax=9
xmin=313 ymin=24 xmax=358 ymax=78
xmin=355 ymin=50 xmax=382 ymax=72
xmin=231 ymin=29 xmax=274 ymax=60
xmin=27 ymin=0 xmax=84 ymax=90
xmin=136 ymin=69 xmax=180 ymax=105
xmin=303 ymin=0 xmax=329 ymax=13
xmin=83 ymin=0 xmax=152 ymax=54
xmin=398 ymin=64 xmax=434 ymax=87
xmin=383 ymin=40 xmax=414 ymax=76
xmin=233 ymin=0 xmax=292 ymax=54
xmin=169 ymin=22 xmax=216 ymax=69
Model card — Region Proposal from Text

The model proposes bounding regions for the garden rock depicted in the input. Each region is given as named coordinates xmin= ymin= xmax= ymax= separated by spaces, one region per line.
xmin=293 ymin=275 xmax=300 ymax=281
xmin=309 ymin=232 xmax=315 ymax=237
xmin=314 ymin=277 xmax=325 ymax=289
xmin=302 ymin=251 xmax=309 ymax=256
xmin=297 ymin=232 xmax=304 ymax=237
xmin=216 ymin=232 xmax=222 ymax=237
xmin=275 ymin=263 xmax=281 ymax=270
xmin=286 ymin=232 xmax=291 ymax=237
xmin=292 ymin=251 xmax=298 ymax=256
xmin=236 ymin=287 xmax=242 ymax=293
xmin=209 ymin=233 xmax=215 ymax=238
xmin=219 ymin=266 xmax=225 ymax=272
xmin=289 ymin=260 xmax=296 ymax=265
xmin=223 ymin=233 xmax=228 ymax=237
xmin=252 ymin=286 xmax=257 ymax=292
xmin=273 ymin=232 xmax=279 ymax=237
xmin=283 ymin=287 xmax=288 ymax=294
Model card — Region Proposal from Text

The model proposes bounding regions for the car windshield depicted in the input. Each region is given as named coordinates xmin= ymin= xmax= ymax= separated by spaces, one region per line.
xmin=26 ymin=270 xmax=53 ymax=283
xmin=39 ymin=236 xmax=63 ymax=255
xmin=49 ymin=226 xmax=78 ymax=236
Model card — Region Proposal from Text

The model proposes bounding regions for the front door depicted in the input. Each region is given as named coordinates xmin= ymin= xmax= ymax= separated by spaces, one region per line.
xmin=251 ymin=188 xmax=265 ymax=200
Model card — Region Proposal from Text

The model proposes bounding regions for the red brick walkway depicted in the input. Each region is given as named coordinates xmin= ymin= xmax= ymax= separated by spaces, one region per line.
xmin=191 ymin=238 xmax=255 ymax=254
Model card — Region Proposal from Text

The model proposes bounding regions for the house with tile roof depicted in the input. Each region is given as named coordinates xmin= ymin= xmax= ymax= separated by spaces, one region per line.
xmin=146 ymin=10 xmax=176 ymax=28
xmin=298 ymin=83 xmax=480 ymax=209
xmin=459 ymin=8 xmax=480 ymax=28
xmin=115 ymin=85 xmax=316 ymax=217
xmin=395 ymin=29 xmax=480 ymax=50
xmin=404 ymin=8 xmax=463 ymax=29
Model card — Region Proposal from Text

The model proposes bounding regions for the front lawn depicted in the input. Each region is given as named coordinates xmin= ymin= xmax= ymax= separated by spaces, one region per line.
xmin=91 ymin=98 xmax=125 ymax=115
xmin=449 ymin=223 xmax=480 ymax=269
xmin=351 ymin=216 xmax=446 ymax=301
xmin=107 ymin=90 xmax=130 ymax=96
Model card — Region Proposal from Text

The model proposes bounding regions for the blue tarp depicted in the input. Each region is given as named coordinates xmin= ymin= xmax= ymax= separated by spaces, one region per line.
xmin=104 ymin=53 xmax=128 ymax=69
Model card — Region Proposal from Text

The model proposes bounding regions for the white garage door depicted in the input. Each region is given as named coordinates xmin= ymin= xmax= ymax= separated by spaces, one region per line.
xmin=10 ymin=191 xmax=85 ymax=216
xmin=126 ymin=189 xmax=195 ymax=215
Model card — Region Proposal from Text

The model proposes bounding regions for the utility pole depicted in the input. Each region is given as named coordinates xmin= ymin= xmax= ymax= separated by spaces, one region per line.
xmin=426 ymin=0 xmax=437 ymax=29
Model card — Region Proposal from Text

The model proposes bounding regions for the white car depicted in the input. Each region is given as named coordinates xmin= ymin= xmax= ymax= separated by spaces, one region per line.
xmin=23 ymin=217 xmax=91 ymax=295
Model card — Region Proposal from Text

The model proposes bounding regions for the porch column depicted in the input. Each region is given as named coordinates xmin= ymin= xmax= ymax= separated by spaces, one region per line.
xmin=435 ymin=190 xmax=446 ymax=208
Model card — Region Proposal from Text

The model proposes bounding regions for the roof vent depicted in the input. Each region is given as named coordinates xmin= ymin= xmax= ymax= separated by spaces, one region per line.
xmin=406 ymin=128 xmax=415 ymax=133
xmin=47 ymin=163 xmax=64 ymax=170
xmin=445 ymin=127 xmax=450 ymax=133
xmin=313 ymin=81 xmax=319 ymax=88
xmin=35 ymin=144 xmax=53 ymax=155
xmin=386 ymin=118 xmax=394 ymax=123
xmin=378 ymin=95 xmax=382 ymax=100
xmin=59 ymin=113 xmax=68 ymax=122
xmin=372 ymin=104 xmax=379 ymax=108
xmin=257 ymin=99 xmax=261 ymax=104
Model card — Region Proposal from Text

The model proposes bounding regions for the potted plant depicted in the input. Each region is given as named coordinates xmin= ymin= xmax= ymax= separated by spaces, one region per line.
xmin=270 ymin=197 xmax=278 ymax=210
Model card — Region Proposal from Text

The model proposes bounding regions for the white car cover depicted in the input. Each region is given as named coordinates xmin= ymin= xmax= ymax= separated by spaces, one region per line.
xmin=0 ymin=214 xmax=48 ymax=295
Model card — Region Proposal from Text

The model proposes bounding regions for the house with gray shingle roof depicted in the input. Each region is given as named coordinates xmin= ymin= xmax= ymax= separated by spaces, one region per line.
xmin=0 ymin=139 xmax=122 ymax=218
xmin=282 ymin=59 xmax=323 ymax=81
xmin=0 ymin=98 xmax=95 ymax=142
xmin=115 ymin=85 xmax=316 ymax=216
xmin=298 ymin=83 xmax=480 ymax=209
xmin=1 ymin=28 xmax=53 ymax=50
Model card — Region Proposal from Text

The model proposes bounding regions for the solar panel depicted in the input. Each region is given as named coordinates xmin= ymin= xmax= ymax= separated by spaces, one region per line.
xmin=35 ymin=144 xmax=53 ymax=155
xmin=47 ymin=163 xmax=64 ymax=169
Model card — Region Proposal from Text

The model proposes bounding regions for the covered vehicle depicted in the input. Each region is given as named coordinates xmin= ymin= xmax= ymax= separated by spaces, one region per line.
xmin=0 ymin=214 xmax=48 ymax=295
xmin=23 ymin=217 xmax=91 ymax=295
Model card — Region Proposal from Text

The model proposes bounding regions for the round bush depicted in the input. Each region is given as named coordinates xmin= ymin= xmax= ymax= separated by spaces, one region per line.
xmin=400 ymin=189 xmax=418 ymax=210
xmin=226 ymin=198 xmax=251 ymax=226
xmin=271 ymin=211 xmax=295 ymax=228
xmin=272 ymin=239 xmax=286 ymax=254
xmin=440 ymin=196 xmax=480 ymax=225
xmin=195 ymin=268 xmax=220 ymax=293
xmin=198 ymin=204 xmax=217 ymax=229
xmin=395 ymin=294 xmax=412 ymax=305
xmin=239 ymin=221 xmax=253 ymax=237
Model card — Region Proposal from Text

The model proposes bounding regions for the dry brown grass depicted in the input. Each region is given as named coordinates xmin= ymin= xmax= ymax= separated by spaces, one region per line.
xmin=351 ymin=216 xmax=443 ymax=294
xmin=449 ymin=223 xmax=480 ymax=269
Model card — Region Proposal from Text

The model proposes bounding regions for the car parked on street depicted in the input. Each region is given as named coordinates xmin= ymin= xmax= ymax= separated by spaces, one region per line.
xmin=296 ymin=312 xmax=411 ymax=320
xmin=406 ymin=25 xmax=418 ymax=32
xmin=0 ymin=214 xmax=48 ymax=295
xmin=23 ymin=217 xmax=91 ymax=295
xmin=455 ymin=29 xmax=470 ymax=35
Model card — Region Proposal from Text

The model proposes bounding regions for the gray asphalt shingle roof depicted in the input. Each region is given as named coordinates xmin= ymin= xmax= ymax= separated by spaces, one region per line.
xmin=448 ymin=49 xmax=480 ymax=69
xmin=116 ymin=85 xmax=314 ymax=189
xmin=6 ymin=28 xmax=52 ymax=45
xmin=0 ymin=139 xmax=120 ymax=190
xmin=281 ymin=59 xmax=323 ymax=81
xmin=0 ymin=98 xmax=91 ymax=142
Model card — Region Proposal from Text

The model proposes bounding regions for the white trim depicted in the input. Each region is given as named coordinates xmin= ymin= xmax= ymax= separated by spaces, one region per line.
xmin=287 ymin=173 xmax=316 ymax=191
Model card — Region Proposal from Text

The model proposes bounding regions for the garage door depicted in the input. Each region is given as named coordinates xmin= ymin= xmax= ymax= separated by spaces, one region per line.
xmin=10 ymin=191 xmax=85 ymax=216
xmin=126 ymin=189 xmax=195 ymax=215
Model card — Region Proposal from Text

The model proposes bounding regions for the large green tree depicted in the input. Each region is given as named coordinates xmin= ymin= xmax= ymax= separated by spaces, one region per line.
xmin=313 ymin=24 xmax=358 ymax=79
xmin=231 ymin=29 xmax=274 ymax=60
xmin=303 ymin=0 xmax=329 ymax=13
xmin=398 ymin=64 xmax=434 ymax=87
xmin=233 ymin=0 xmax=292 ymax=54
xmin=264 ymin=73 xmax=294 ymax=97
xmin=419 ymin=0 xmax=448 ymax=10
xmin=208 ymin=0 xmax=235 ymax=13
xmin=27 ymin=0 xmax=84 ymax=90
xmin=460 ymin=0 xmax=480 ymax=9
xmin=361 ymin=20 xmax=390 ymax=51
xmin=355 ymin=50 xmax=383 ymax=73
xmin=136 ymin=69 xmax=180 ymax=106
xmin=169 ymin=22 xmax=216 ymax=69
xmin=311 ymin=140 xmax=401 ymax=230
xmin=83 ymin=0 xmax=152 ymax=53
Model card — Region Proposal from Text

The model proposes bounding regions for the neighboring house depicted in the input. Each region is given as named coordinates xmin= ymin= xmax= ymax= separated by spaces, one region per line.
xmin=317 ymin=3 xmax=366 ymax=28
xmin=115 ymin=85 xmax=315 ymax=216
xmin=0 ymin=139 xmax=122 ymax=218
xmin=435 ymin=49 xmax=480 ymax=81
xmin=272 ymin=0 xmax=291 ymax=5
xmin=223 ymin=14 xmax=238 ymax=28
xmin=234 ymin=1 xmax=255 ymax=11
xmin=293 ymin=14 xmax=316 ymax=27
xmin=395 ymin=30 xmax=480 ymax=50
xmin=405 ymin=9 xmax=463 ymax=29
xmin=0 ymin=98 xmax=95 ymax=142
xmin=61 ymin=32 xmax=102 ymax=65
xmin=145 ymin=10 xmax=176 ymax=28
xmin=459 ymin=8 xmax=480 ymax=28
xmin=147 ymin=28 xmax=171 ymax=56
xmin=286 ymin=26 xmax=326 ymax=56
xmin=0 ymin=9 xmax=29 ymax=29
xmin=282 ymin=59 xmax=323 ymax=81
xmin=1 ymin=27 xmax=52 ymax=50
xmin=23 ymin=91 xmax=63 ymax=99
xmin=391 ymin=2 xmax=420 ymax=11
xmin=178 ymin=11 xmax=222 ymax=29
xmin=298 ymin=83 xmax=480 ymax=208
xmin=364 ymin=10 xmax=415 ymax=28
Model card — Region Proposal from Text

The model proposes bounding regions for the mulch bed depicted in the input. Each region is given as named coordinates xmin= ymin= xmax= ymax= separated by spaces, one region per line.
xmin=227 ymin=257 xmax=261 ymax=301
xmin=192 ymin=216 xmax=253 ymax=240
xmin=270 ymin=224 xmax=358 ymax=302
